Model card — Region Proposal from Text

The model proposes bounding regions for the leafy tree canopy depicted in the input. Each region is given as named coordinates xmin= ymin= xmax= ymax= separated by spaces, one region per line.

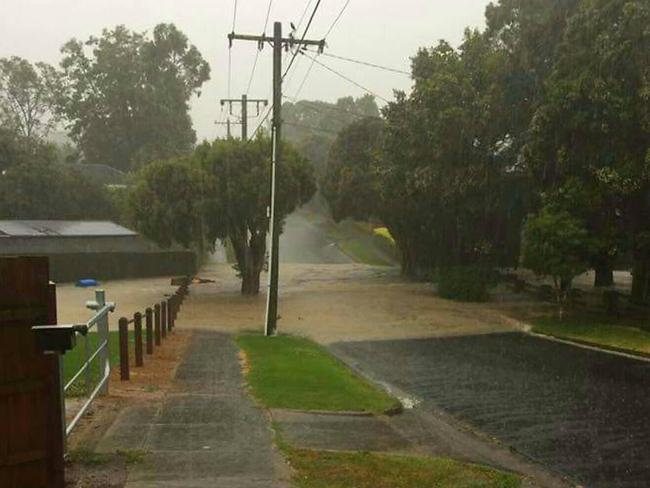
xmin=283 ymin=95 xmax=380 ymax=177
xmin=322 ymin=116 xmax=384 ymax=223
xmin=196 ymin=136 xmax=316 ymax=294
xmin=58 ymin=23 xmax=210 ymax=171
xmin=127 ymin=158 xmax=208 ymax=250
xmin=524 ymin=0 xmax=650 ymax=292
xmin=0 ymin=159 xmax=116 ymax=220
xmin=0 ymin=57 xmax=60 ymax=139
xmin=522 ymin=207 xmax=591 ymax=312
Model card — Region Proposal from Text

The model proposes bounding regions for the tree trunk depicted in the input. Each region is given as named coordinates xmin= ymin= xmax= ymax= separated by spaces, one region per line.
xmin=399 ymin=240 xmax=418 ymax=278
xmin=593 ymin=258 xmax=614 ymax=288
xmin=241 ymin=268 xmax=261 ymax=295
xmin=231 ymin=229 xmax=265 ymax=296
xmin=239 ymin=229 xmax=267 ymax=296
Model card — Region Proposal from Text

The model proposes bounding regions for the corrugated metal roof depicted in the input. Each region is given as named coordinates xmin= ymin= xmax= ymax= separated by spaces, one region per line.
xmin=0 ymin=221 xmax=137 ymax=238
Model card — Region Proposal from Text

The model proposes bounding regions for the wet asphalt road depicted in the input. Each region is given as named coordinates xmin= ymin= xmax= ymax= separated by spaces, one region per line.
xmin=332 ymin=333 xmax=650 ymax=488
xmin=280 ymin=207 xmax=352 ymax=264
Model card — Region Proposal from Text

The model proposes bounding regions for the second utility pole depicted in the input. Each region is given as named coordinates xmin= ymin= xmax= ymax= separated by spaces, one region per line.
xmin=229 ymin=22 xmax=325 ymax=336
xmin=220 ymin=95 xmax=269 ymax=141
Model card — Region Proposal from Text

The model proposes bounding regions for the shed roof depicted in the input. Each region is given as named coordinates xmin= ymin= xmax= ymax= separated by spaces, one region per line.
xmin=0 ymin=221 xmax=137 ymax=238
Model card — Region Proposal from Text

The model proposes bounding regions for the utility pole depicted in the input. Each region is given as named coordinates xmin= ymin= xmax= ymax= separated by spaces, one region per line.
xmin=229 ymin=23 xmax=325 ymax=336
xmin=220 ymin=95 xmax=269 ymax=141
xmin=214 ymin=118 xmax=233 ymax=138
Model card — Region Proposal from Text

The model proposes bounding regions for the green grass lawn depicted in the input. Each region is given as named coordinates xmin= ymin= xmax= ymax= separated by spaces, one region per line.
xmin=63 ymin=331 xmax=132 ymax=396
xmin=325 ymin=220 xmax=397 ymax=266
xmin=531 ymin=315 xmax=650 ymax=355
xmin=285 ymin=449 xmax=521 ymax=488
xmin=236 ymin=334 xmax=397 ymax=413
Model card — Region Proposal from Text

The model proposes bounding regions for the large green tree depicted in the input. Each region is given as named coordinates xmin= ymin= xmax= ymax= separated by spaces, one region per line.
xmin=283 ymin=95 xmax=380 ymax=178
xmin=484 ymin=0 xmax=582 ymax=157
xmin=0 ymin=160 xmax=115 ymax=220
xmin=0 ymin=57 xmax=60 ymax=139
xmin=321 ymin=116 xmax=384 ymax=223
xmin=127 ymin=158 xmax=208 ymax=250
xmin=372 ymin=33 xmax=525 ymax=277
xmin=196 ymin=137 xmax=316 ymax=295
xmin=524 ymin=0 xmax=650 ymax=295
xmin=58 ymin=23 xmax=210 ymax=171
xmin=522 ymin=208 xmax=591 ymax=316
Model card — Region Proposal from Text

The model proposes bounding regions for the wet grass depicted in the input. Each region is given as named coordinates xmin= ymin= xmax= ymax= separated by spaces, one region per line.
xmin=325 ymin=220 xmax=396 ymax=266
xmin=63 ymin=331 xmax=132 ymax=396
xmin=531 ymin=315 xmax=650 ymax=355
xmin=284 ymin=448 xmax=521 ymax=488
xmin=236 ymin=334 xmax=397 ymax=413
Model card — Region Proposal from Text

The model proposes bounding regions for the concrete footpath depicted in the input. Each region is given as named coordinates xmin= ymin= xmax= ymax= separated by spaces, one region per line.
xmin=97 ymin=331 xmax=290 ymax=488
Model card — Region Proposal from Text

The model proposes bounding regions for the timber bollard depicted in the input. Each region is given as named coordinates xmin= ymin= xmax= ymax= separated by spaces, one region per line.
xmin=119 ymin=317 xmax=129 ymax=381
xmin=167 ymin=298 xmax=174 ymax=332
xmin=134 ymin=312 xmax=143 ymax=367
xmin=154 ymin=303 xmax=161 ymax=345
xmin=161 ymin=301 xmax=167 ymax=339
xmin=145 ymin=307 xmax=153 ymax=354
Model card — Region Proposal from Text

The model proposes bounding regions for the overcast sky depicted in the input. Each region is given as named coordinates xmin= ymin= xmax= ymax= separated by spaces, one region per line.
xmin=0 ymin=0 xmax=492 ymax=141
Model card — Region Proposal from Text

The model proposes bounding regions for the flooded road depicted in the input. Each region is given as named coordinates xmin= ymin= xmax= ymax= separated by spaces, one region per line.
xmin=279 ymin=205 xmax=352 ymax=264
xmin=333 ymin=334 xmax=650 ymax=488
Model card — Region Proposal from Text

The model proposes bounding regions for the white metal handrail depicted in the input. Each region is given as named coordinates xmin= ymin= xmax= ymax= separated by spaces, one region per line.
xmin=62 ymin=290 xmax=115 ymax=437
xmin=64 ymin=339 xmax=108 ymax=392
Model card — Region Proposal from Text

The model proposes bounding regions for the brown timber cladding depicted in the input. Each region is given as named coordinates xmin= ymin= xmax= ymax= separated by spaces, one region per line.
xmin=0 ymin=257 xmax=64 ymax=488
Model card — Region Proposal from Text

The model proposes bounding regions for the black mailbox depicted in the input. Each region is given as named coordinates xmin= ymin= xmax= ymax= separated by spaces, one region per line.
xmin=32 ymin=324 xmax=89 ymax=354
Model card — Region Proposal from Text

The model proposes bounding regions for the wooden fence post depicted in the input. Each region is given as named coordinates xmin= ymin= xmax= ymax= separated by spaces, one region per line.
xmin=119 ymin=317 xmax=129 ymax=381
xmin=145 ymin=307 xmax=153 ymax=354
xmin=134 ymin=312 xmax=143 ymax=367
xmin=167 ymin=298 xmax=174 ymax=332
xmin=154 ymin=304 xmax=161 ymax=346
xmin=161 ymin=301 xmax=167 ymax=339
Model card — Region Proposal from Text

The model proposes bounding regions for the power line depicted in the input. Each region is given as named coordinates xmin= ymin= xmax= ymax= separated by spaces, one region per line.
xmin=293 ymin=55 xmax=317 ymax=99
xmin=231 ymin=0 xmax=239 ymax=31
xmin=251 ymin=104 xmax=273 ymax=139
xmin=290 ymin=1 xmax=352 ymax=100
xmin=305 ymin=48 xmax=410 ymax=76
xmin=246 ymin=0 xmax=273 ymax=95
xmin=283 ymin=0 xmax=323 ymax=79
xmin=300 ymin=51 xmax=390 ymax=103
xmin=296 ymin=0 xmax=314 ymax=31
xmin=324 ymin=0 xmax=351 ymax=38
xmin=228 ymin=0 xmax=239 ymax=99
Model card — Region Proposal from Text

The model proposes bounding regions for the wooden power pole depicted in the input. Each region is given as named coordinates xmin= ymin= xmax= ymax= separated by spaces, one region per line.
xmin=220 ymin=95 xmax=269 ymax=141
xmin=229 ymin=22 xmax=325 ymax=336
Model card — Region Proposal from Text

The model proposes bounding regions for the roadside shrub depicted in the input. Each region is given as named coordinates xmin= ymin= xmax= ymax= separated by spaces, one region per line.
xmin=437 ymin=266 xmax=493 ymax=302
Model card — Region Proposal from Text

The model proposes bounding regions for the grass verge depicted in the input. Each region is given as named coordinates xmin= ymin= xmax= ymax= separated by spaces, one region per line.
xmin=284 ymin=448 xmax=521 ymax=488
xmin=325 ymin=220 xmax=396 ymax=266
xmin=531 ymin=315 xmax=650 ymax=355
xmin=236 ymin=334 xmax=397 ymax=412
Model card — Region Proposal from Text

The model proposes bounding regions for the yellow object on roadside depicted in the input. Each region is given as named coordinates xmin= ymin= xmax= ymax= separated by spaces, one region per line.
xmin=373 ymin=227 xmax=395 ymax=245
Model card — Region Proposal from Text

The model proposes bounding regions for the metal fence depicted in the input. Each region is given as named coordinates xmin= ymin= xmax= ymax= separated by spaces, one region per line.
xmin=36 ymin=280 xmax=189 ymax=440
xmin=63 ymin=290 xmax=115 ymax=436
